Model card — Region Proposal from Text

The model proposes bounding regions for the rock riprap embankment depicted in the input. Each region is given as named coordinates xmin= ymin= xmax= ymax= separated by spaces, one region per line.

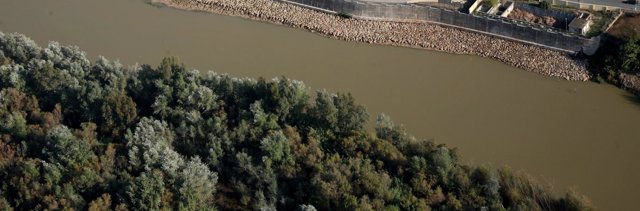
xmin=154 ymin=0 xmax=590 ymax=81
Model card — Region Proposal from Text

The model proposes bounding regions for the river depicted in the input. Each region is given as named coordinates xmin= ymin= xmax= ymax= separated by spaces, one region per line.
xmin=1 ymin=0 xmax=639 ymax=210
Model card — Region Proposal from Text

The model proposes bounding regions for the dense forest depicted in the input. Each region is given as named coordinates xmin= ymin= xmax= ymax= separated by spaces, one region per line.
xmin=0 ymin=32 xmax=594 ymax=210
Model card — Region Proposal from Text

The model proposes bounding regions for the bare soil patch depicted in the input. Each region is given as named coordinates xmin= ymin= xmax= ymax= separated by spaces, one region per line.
xmin=607 ymin=14 xmax=640 ymax=39
xmin=509 ymin=8 xmax=556 ymax=26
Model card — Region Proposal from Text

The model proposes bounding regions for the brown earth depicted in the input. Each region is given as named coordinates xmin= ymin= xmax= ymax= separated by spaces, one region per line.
xmin=606 ymin=14 xmax=640 ymax=39
xmin=509 ymin=8 xmax=556 ymax=26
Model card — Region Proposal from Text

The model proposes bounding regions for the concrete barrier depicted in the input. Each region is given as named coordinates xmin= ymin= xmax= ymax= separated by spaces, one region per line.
xmin=549 ymin=0 xmax=621 ymax=11
xmin=500 ymin=2 xmax=515 ymax=17
xmin=285 ymin=0 xmax=599 ymax=53
xmin=468 ymin=0 xmax=483 ymax=13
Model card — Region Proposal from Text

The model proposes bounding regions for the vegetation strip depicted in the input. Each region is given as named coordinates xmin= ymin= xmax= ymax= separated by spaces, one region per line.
xmin=0 ymin=32 xmax=595 ymax=210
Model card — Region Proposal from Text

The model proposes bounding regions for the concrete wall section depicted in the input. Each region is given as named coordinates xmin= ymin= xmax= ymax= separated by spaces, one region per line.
xmin=468 ymin=0 xmax=483 ymax=14
xmin=515 ymin=3 xmax=576 ymax=21
xmin=552 ymin=0 xmax=621 ymax=11
xmin=285 ymin=0 xmax=599 ymax=53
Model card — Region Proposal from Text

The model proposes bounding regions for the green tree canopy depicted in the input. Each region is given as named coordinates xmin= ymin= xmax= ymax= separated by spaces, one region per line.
xmin=0 ymin=32 xmax=595 ymax=211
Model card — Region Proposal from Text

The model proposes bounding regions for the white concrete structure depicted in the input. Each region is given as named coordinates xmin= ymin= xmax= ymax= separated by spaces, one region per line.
xmin=569 ymin=13 xmax=592 ymax=35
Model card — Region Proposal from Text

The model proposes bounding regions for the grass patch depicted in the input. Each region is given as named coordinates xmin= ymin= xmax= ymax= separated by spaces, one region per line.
xmin=337 ymin=12 xmax=352 ymax=19
xmin=586 ymin=11 xmax=617 ymax=37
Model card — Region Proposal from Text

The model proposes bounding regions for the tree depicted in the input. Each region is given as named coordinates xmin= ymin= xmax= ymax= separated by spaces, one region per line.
xmin=88 ymin=193 xmax=112 ymax=211
xmin=260 ymin=131 xmax=293 ymax=165
xmin=126 ymin=117 xmax=182 ymax=173
xmin=100 ymin=91 xmax=137 ymax=137
xmin=43 ymin=126 xmax=100 ymax=192
xmin=174 ymin=157 xmax=218 ymax=210
xmin=40 ymin=41 xmax=90 ymax=79
xmin=0 ymin=197 xmax=11 ymax=211
xmin=375 ymin=114 xmax=413 ymax=153
xmin=230 ymin=152 xmax=279 ymax=210
xmin=429 ymin=147 xmax=455 ymax=179
xmin=250 ymin=101 xmax=279 ymax=130
xmin=0 ymin=64 xmax=26 ymax=90
xmin=0 ymin=135 xmax=17 ymax=170
xmin=0 ymin=32 xmax=41 ymax=63
xmin=88 ymin=56 xmax=126 ymax=92
xmin=43 ymin=125 xmax=95 ymax=170
xmin=471 ymin=166 xmax=501 ymax=202
xmin=618 ymin=37 xmax=640 ymax=74
xmin=126 ymin=170 xmax=166 ymax=211
xmin=539 ymin=1 xmax=551 ymax=9
xmin=333 ymin=93 xmax=368 ymax=136
xmin=311 ymin=90 xmax=338 ymax=131
xmin=0 ymin=32 xmax=597 ymax=211
xmin=296 ymin=204 xmax=317 ymax=211
xmin=561 ymin=189 xmax=594 ymax=211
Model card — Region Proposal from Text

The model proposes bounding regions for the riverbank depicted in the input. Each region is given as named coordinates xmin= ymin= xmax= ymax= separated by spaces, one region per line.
xmin=596 ymin=14 xmax=640 ymax=95
xmin=151 ymin=0 xmax=590 ymax=81
xmin=620 ymin=73 xmax=640 ymax=95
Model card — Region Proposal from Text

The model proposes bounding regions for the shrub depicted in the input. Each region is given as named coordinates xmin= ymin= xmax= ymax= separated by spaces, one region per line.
xmin=490 ymin=0 xmax=500 ymax=7
xmin=539 ymin=1 xmax=551 ymax=9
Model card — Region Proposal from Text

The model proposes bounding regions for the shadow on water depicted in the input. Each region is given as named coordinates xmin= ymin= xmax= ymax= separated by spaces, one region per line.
xmin=145 ymin=0 xmax=166 ymax=8
xmin=623 ymin=92 xmax=640 ymax=108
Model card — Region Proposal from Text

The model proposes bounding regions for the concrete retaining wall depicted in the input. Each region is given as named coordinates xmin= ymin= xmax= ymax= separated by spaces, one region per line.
xmin=468 ymin=0 xmax=484 ymax=14
xmin=547 ymin=0 xmax=621 ymax=11
xmin=500 ymin=2 xmax=515 ymax=17
xmin=515 ymin=3 xmax=576 ymax=20
xmin=286 ymin=0 xmax=598 ymax=52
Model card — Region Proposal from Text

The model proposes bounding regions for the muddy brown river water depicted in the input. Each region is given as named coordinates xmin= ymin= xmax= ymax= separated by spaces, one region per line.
xmin=1 ymin=0 xmax=639 ymax=209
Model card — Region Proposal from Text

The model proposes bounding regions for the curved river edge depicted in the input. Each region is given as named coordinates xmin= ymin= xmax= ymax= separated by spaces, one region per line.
xmin=151 ymin=0 xmax=592 ymax=81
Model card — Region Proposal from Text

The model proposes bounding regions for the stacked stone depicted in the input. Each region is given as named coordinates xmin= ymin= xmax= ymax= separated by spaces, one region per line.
xmin=156 ymin=0 xmax=590 ymax=81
